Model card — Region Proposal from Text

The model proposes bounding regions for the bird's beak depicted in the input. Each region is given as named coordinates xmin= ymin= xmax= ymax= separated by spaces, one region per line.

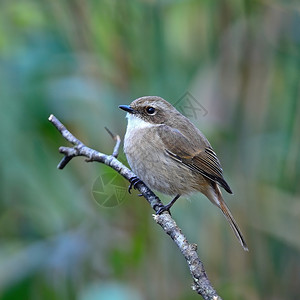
xmin=119 ymin=105 xmax=135 ymax=114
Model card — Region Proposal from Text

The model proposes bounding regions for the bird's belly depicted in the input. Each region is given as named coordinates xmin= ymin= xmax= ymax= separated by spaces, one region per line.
xmin=124 ymin=129 xmax=200 ymax=195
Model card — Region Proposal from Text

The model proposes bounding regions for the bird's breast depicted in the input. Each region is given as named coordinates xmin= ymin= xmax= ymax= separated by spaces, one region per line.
xmin=124 ymin=123 xmax=202 ymax=195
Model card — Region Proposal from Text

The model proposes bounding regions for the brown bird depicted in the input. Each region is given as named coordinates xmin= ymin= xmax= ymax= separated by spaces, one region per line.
xmin=119 ymin=96 xmax=248 ymax=251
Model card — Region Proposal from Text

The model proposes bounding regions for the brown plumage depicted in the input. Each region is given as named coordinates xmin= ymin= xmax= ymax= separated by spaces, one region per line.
xmin=120 ymin=96 xmax=248 ymax=251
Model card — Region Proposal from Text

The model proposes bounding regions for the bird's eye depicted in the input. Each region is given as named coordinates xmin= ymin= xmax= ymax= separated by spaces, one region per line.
xmin=146 ymin=106 xmax=156 ymax=115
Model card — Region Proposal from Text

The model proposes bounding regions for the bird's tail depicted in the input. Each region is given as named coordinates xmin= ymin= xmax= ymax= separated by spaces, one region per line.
xmin=207 ymin=184 xmax=248 ymax=251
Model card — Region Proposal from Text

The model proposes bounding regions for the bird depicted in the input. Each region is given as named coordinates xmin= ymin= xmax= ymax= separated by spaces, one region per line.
xmin=119 ymin=96 xmax=248 ymax=251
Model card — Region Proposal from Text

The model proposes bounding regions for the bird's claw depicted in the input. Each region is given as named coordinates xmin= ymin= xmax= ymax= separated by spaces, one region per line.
xmin=155 ymin=194 xmax=180 ymax=215
xmin=128 ymin=176 xmax=142 ymax=194
xmin=156 ymin=204 xmax=172 ymax=215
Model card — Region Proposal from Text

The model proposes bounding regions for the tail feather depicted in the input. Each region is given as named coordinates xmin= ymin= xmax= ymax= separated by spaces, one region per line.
xmin=206 ymin=184 xmax=248 ymax=251
xmin=219 ymin=199 xmax=249 ymax=251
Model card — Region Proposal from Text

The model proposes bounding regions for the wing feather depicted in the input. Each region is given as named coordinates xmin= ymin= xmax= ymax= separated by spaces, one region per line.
xmin=158 ymin=125 xmax=232 ymax=194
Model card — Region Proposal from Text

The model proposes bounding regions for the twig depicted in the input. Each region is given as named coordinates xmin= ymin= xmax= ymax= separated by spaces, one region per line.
xmin=48 ymin=114 xmax=222 ymax=300
xmin=104 ymin=126 xmax=121 ymax=158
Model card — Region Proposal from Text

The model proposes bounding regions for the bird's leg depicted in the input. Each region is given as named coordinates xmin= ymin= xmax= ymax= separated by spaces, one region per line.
xmin=128 ymin=176 xmax=143 ymax=194
xmin=156 ymin=194 xmax=181 ymax=215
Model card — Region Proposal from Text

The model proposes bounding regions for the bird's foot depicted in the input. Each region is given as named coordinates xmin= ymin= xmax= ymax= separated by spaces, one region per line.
xmin=156 ymin=203 xmax=173 ymax=215
xmin=128 ymin=176 xmax=143 ymax=194
xmin=156 ymin=194 xmax=181 ymax=215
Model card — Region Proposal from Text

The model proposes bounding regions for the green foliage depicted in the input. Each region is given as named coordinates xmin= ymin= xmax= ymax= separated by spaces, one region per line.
xmin=1 ymin=0 xmax=300 ymax=299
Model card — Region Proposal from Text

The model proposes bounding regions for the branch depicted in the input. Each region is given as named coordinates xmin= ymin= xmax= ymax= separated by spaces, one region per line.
xmin=48 ymin=114 xmax=222 ymax=300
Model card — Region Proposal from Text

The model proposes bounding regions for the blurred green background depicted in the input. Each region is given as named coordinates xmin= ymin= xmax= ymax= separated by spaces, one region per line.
xmin=1 ymin=0 xmax=300 ymax=299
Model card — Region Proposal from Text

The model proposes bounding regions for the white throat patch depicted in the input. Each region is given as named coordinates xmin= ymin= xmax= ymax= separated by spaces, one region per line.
xmin=126 ymin=113 xmax=153 ymax=131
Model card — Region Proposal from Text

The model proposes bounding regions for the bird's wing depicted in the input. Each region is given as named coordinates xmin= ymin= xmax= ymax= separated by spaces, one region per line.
xmin=157 ymin=125 xmax=232 ymax=194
